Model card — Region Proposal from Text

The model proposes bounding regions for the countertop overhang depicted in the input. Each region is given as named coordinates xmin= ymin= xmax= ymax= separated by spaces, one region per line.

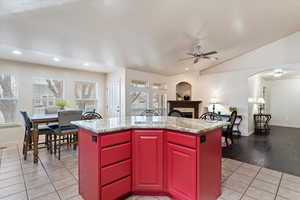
xmin=71 ymin=116 xmax=229 ymax=135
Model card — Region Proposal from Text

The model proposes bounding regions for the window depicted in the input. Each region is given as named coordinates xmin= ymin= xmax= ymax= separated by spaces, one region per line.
xmin=129 ymin=91 xmax=148 ymax=115
xmin=0 ymin=74 xmax=17 ymax=125
xmin=32 ymin=78 xmax=63 ymax=114
xmin=152 ymin=83 xmax=167 ymax=90
xmin=153 ymin=93 xmax=167 ymax=115
xmin=130 ymin=80 xmax=148 ymax=88
xmin=75 ymin=81 xmax=98 ymax=112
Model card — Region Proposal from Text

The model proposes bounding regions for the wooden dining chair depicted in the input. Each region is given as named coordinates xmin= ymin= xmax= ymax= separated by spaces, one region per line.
xmin=49 ymin=110 xmax=82 ymax=160
xmin=200 ymin=112 xmax=222 ymax=121
xmin=20 ymin=111 xmax=54 ymax=160
xmin=140 ymin=109 xmax=160 ymax=116
xmin=82 ymin=111 xmax=103 ymax=120
xmin=222 ymin=111 xmax=237 ymax=147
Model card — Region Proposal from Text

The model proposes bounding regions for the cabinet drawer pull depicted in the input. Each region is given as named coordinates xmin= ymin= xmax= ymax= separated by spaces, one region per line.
xmin=140 ymin=136 xmax=157 ymax=139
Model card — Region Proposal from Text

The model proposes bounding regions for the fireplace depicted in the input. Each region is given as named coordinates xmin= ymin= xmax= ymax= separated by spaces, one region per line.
xmin=168 ymin=101 xmax=202 ymax=118
xmin=182 ymin=112 xmax=193 ymax=118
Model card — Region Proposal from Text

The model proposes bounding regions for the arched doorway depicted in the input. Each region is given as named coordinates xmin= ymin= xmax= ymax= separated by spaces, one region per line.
xmin=176 ymin=82 xmax=192 ymax=101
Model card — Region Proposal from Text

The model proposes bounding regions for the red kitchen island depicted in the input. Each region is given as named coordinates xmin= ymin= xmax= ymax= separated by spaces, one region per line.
xmin=72 ymin=116 xmax=228 ymax=200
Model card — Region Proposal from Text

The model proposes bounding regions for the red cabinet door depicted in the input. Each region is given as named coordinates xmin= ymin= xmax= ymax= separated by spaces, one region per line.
xmin=167 ymin=143 xmax=196 ymax=200
xmin=132 ymin=130 xmax=163 ymax=191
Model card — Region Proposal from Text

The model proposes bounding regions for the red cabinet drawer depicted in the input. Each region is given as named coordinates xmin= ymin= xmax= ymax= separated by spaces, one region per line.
xmin=101 ymin=159 xmax=131 ymax=185
xmin=101 ymin=143 xmax=131 ymax=167
xmin=101 ymin=176 xmax=131 ymax=200
xmin=101 ymin=131 xmax=131 ymax=147
xmin=167 ymin=131 xmax=196 ymax=148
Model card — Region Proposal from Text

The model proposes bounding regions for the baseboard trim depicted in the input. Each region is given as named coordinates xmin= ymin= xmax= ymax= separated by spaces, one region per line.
xmin=247 ymin=131 xmax=254 ymax=136
xmin=0 ymin=124 xmax=21 ymax=129
xmin=269 ymin=123 xmax=300 ymax=129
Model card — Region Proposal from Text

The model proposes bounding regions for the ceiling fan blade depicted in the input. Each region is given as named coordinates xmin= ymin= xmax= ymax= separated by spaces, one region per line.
xmin=178 ymin=57 xmax=194 ymax=61
xmin=201 ymin=51 xmax=217 ymax=56
xmin=194 ymin=57 xmax=199 ymax=64
xmin=203 ymin=56 xmax=218 ymax=60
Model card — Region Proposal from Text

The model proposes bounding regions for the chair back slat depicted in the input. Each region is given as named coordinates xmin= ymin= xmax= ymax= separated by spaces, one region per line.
xmin=141 ymin=109 xmax=160 ymax=116
xmin=20 ymin=111 xmax=32 ymax=131
xmin=200 ymin=112 xmax=222 ymax=121
xmin=227 ymin=111 xmax=238 ymax=130
xmin=58 ymin=110 xmax=83 ymax=127
xmin=82 ymin=112 xmax=103 ymax=120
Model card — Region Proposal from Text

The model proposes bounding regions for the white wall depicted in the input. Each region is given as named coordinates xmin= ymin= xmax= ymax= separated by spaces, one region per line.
xmin=0 ymin=59 xmax=107 ymax=125
xmin=167 ymin=31 xmax=300 ymax=136
xmin=167 ymin=70 xmax=249 ymax=135
xmin=269 ymin=78 xmax=300 ymax=128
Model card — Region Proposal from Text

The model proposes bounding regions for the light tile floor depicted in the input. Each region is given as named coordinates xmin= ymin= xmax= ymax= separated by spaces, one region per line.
xmin=0 ymin=144 xmax=300 ymax=200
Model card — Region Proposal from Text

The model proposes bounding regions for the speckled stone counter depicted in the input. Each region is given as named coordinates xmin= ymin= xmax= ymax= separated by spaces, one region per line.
xmin=71 ymin=116 xmax=228 ymax=135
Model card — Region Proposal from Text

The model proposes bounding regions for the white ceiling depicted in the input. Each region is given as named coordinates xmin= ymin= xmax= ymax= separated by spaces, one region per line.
xmin=0 ymin=0 xmax=300 ymax=75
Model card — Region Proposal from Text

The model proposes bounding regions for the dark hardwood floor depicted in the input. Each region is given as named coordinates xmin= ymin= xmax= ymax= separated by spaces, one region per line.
xmin=223 ymin=126 xmax=300 ymax=176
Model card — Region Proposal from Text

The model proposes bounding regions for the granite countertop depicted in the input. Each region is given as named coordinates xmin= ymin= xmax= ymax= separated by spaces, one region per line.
xmin=71 ymin=116 xmax=229 ymax=135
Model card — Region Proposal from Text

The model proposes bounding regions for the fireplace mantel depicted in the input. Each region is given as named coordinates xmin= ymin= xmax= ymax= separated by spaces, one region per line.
xmin=168 ymin=100 xmax=202 ymax=118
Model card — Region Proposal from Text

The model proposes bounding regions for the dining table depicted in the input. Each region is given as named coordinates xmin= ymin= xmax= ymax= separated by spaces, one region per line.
xmin=31 ymin=113 xmax=59 ymax=163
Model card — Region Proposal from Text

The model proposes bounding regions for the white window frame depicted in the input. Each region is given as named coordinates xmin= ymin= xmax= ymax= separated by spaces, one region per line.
xmin=129 ymin=90 xmax=149 ymax=116
xmin=0 ymin=73 xmax=18 ymax=126
xmin=74 ymin=80 xmax=98 ymax=112
xmin=128 ymin=79 xmax=168 ymax=116
xmin=32 ymin=77 xmax=64 ymax=114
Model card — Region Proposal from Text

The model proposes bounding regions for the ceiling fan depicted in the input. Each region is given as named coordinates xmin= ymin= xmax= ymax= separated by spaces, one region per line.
xmin=179 ymin=45 xmax=218 ymax=64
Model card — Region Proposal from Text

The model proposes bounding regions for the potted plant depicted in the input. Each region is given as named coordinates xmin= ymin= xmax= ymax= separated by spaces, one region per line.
xmin=229 ymin=106 xmax=237 ymax=112
xmin=55 ymin=100 xmax=68 ymax=110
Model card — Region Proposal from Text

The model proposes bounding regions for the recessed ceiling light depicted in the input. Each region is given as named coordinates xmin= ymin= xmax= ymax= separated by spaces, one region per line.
xmin=185 ymin=67 xmax=189 ymax=71
xmin=53 ymin=57 xmax=60 ymax=62
xmin=273 ymin=69 xmax=284 ymax=77
xmin=12 ymin=50 xmax=22 ymax=55
xmin=84 ymin=62 xmax=89 ymax=66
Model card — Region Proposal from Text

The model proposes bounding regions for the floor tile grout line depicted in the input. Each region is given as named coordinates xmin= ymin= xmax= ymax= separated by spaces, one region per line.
xmin=39 ymin=148 xmax=80 ymax=199
xmin=250 ymin=185 xmax=279 ymax=196
xmin=279 ymin=185 xmax=300 ymax=194
xmin=58 ymin=151 xmax=81 ymax=199
xmin=239 ymin=166 xmax=262 ymax=200
xmin=37 ymin=151 xmax=63 ymax=200
xmin=222 ymin=160 xmax=244 ymax=183
xmin=274 ymin=173 xmax=284 ymax=200
xmin=253 ymin=175 xmax=282 ymax=188
xmin=17 ymin=144 xmax=30 ymax=200
xmin=60 ymin=151 xmax=79 ymax=182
